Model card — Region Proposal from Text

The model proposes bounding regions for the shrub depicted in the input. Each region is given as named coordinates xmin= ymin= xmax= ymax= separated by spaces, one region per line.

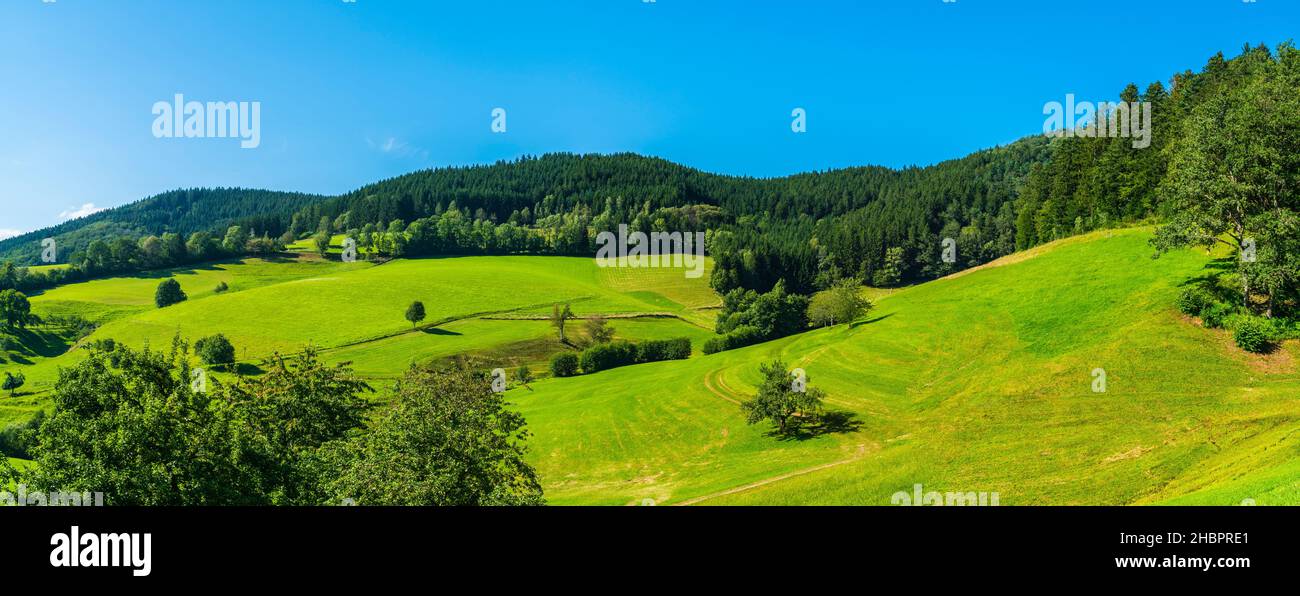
xmin=636 ymin=338 xmax=692 ymax=363
xmin=0 ymin=410 xmax=44 ymax=459
xmin=701 ymin=325 xmax=765 ymax=355
xmin=549 ymin=352 xmax=579 ymax=378
xmin=580 ymin=341 xmax=637 ymax=374
xmin=214 ymin=281 xmax=229 ymax=293
xmin=1199 ymin=302 xmax=1232 ymax=329
xmin=1233 ymin=317 xmax=1272 ymax=353
xmin=194 ymin=334 xmax=236 ymax=367
xmin=1176 ymin=288 xmax=1210 ymax=316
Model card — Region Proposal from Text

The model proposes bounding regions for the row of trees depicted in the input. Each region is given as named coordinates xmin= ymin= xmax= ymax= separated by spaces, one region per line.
xmin=0 ymin=225 xmax=283 ymax=295
xmin=0 ymin=339 xmax=543 ymax=505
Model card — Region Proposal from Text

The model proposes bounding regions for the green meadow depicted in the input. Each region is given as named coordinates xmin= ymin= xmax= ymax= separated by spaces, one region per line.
xmin=3 ymin=227 xmax=1298 ymax=505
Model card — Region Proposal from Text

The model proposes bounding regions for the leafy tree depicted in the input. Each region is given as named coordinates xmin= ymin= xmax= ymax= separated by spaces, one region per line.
xmin=12 ymin=339 xmax=264 ymax=505
xmin=1152 ymin=55 xmax=1300 ymax=313
xmin=315 ymin=366 xmax=543 ymax=505
xmin=222 ymin=226 xmax=249 ymax=255
xmin=0 ymin=290 xmax=33 ymax=329
xmin=585 ymin=315 xmax=615 ymax=344
xmin=229 ymin=347 xmax=372 ymax=505
xmin=154 ymin=278 xmax=187 ymax=308
xmin=550 ymin=303 xmax=574 ymax=343
xmin=312 ymin=232 xmax=331 ymax=257
xmin=516 ymin=365 xmax=534 ymax=386
xmin=2 ymin=371 xmax=24 ymax=397
xmin=549 ymin=352 xmax=579 ymax=377
xmin=741 ymin=360 xmax=825 ymax=436
xmin=809 ymin=278 xmax=872 ymax=327
xmin=405 ymin=301 xmax=426 ymax=328
xmin=194 ymin=334 xmax=236 ymax=368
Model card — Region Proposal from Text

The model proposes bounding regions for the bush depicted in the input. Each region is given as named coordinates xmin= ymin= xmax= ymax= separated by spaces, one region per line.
xmin=0 ymin=410 xmax=44 ymax=459
xmin=549 ymin=352 xmax=579 ymax=378
xmin=1199 ymin=302 xmax=1232 ymax=329
xmin=194 ymin=334 xmax=236 ymax=367
xmin=214 ymin=281 xmax=229 ymax=293
xmin=1233 ymin=317 xmax=1272 ymax=353
xmin=580 ymin=341 xmax=637 ymax=374
xmin=701 ymin=325 xmax=765 ymax=355
xmin=1176 ymin=288 xmax=1210 ymax=316
xmin=154 ymin=278 xmax=187 ymax=308
xmin=636 ymin=338 xmax=692 ymax=363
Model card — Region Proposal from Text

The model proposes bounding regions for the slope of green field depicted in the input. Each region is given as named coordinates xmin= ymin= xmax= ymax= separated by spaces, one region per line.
xmin=512 ymin=228 xmax=1300 ymax=505
xmin=3 ymin=254 xmax=716 ymax=399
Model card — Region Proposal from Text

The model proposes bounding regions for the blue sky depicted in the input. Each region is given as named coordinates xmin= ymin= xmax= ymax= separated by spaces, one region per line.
xmin=1 ymin=0 xmax=1294 ymax=235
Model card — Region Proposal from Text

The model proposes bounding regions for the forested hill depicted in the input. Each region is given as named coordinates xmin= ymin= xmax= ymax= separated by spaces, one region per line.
xmin=0 ymin=188 xmax=323 ymax=265
xmin=286 ymin=139 xmax=1051 ymax=293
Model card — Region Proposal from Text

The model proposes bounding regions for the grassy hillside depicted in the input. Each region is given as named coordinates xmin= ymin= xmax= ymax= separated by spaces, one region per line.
xmin=511 ymin=228 xmax=1300 ymax=505
xmin=4 ymin=252 xmax=717 ymax=399
xmin=5 ymin=227 xmax=1298 ymax=505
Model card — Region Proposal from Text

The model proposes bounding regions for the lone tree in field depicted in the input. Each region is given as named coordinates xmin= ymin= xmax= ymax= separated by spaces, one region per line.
xmin=741 ymin=359 xmax=825 ymax=436
xmin=194 ymin=334 xmax=236 ymax=369
xmin=154 ymin=279 xmax=187 ymax=308
xmin=2 ymin=371 xmax=24 ymax=397
xmin=550 ymin=303 xmax=574 ymax=344
xmin=405 ymin=301 xmax=426 ymax=328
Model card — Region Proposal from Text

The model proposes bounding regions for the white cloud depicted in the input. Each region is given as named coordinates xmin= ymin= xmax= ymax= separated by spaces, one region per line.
xmin=367 ymin=136 xmax=429 ymax=160
xmin=0 ymin=229 xmax=23 ymax=240
xmin=58 ymin=203 xmax=105 ymax=221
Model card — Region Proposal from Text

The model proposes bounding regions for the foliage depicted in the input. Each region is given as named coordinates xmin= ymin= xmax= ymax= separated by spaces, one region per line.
xmin=0 ymin=290 xmax=34 ymax=329
xmin=1233 ymin=317 xmax=1273 ymax=353
xmin=2 ymin=371 xmax=25 ymax=396
xmin=809 ymin=278 xmax=872 ymax=327
xmin=550 ymin=303 xmax=574 ymax=343
xmin=740 ymin=360 xmax=826 ymax=436
xmin=0 ymin=410 xmax=43 ymax=459
xmin=194 ymin=334 xmax=236 ymax=368
xmin=314 ymin=365 xmax=543 ymax=505
xmin=549 ymin=352 xmax=580 ymax=378
xmin=154 ymin=278 xmax=187 ymax=308
xmin=584 ymin=315 xmax=615 ymax=344
xmin=580 ymin=341 xmax=638 ymax=374
xmin=1177 ymin=287 xmax=1212 ymax=316
xmin=405 ymin=301 xmax=426 ymax=328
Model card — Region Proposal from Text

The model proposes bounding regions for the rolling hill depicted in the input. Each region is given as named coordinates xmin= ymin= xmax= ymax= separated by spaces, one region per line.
xmin=509 ymin=227 xmax=1300 ymax=505
xmin=4 ymin=227 xmax=1298 ymax=505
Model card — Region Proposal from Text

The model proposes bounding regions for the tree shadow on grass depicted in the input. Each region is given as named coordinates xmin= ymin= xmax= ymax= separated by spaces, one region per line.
xmin=766 ymin=410 xmax=863 ymax=442
xmin=849 ymin=313 xmax=893 ymax=329
xmin=232 ymin=362 xmax=266 ymax=376
xmin=421 ymin=327 xmax=462 ymax=336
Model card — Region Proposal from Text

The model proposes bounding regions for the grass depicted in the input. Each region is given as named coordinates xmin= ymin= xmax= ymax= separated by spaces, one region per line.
xmin=6 ymin=227 xmax=1299 ymax=505
xmin=510 ymin=228 xmax=1300 ymax=505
